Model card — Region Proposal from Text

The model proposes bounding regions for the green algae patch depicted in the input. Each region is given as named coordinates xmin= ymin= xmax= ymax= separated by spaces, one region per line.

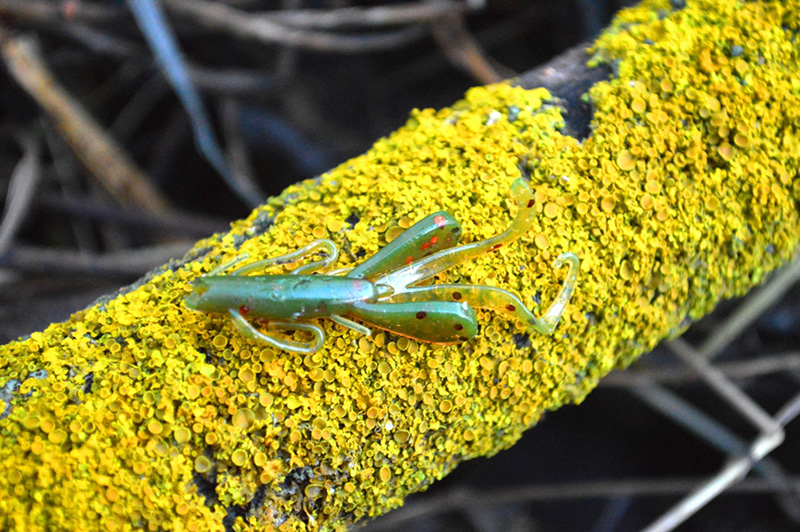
xmin=2 ymin=1 xmax=800 ymax=529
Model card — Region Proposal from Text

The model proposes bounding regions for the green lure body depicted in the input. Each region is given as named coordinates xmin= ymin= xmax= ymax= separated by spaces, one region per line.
xmin=185 ymin=178 xmax=580 ymax=353
xmin=186 ymin=275 xmax=379 ymax=320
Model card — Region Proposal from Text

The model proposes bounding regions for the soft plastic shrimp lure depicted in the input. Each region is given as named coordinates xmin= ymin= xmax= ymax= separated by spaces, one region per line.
xmin=185 ymin=178 xmax=579 ymax=353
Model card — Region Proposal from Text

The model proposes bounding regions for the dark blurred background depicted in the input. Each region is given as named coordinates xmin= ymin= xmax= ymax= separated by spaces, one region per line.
xmin=2 ymin=2 xmax=800 ymax=532
xmin=0 ymin=0 xmax=630 ymax=339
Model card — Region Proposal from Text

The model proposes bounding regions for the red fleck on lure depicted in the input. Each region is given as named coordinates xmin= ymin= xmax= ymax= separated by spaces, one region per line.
xmin=185 ymin=178 xmax=579 ymax=353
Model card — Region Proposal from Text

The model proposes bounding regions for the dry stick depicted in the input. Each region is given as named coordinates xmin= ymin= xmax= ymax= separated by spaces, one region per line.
xmin=35 ymin=193 xmax=227 ymax=238
xmin=42 ymin=120 xmax=100 ymax=253
xmin=6 ymin=242 xmax=195 ymax=277
xmin=0 ymin=0 xmax=465 ymax=30
xmin=162 ymin=0 xmax=428 ymax=53
xmin=641 ymin=392 xmax=800 ymax=532
xmin=426 ymin=2 xmax=504 ymax=84
xmin=0 ymin=132 xmax=41 ymax=257
xmin=695 ymin=255 xmax=800 ymax=361
xmin=0 ymin=0 xmax=126 ymax=25
xmin=274 ymin=0 xmax=302 ymax=81
xmin=629 ymin=377 xmax=800 ymax=523
xmin=110 ymin=75 xmax=171 ymax=142
xmin=360 ymin=477 xmax=800 ymax=532
xmin=188 ymin=64 xmax=278 ymax=96
xmin=11 ymin=14 xmax=278 ymax=97
xmin=3 ymin=7 xmax=280 ymax=99
xmin=0 ymin=30 xmax=170 ymax=212
xmin=52 ymin=21 xmax=142 ymax=58
xmin=267 ymin=1 xmax=470 ymax=29
xmin=220 ymin=99 xmax=264 ymax=203
xmin=600 ymin=353 xmax=800 ymax=386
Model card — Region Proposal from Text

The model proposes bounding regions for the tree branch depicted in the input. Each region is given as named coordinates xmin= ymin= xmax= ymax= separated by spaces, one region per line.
xmin=1 ymin=1 xmax=799 ymax=531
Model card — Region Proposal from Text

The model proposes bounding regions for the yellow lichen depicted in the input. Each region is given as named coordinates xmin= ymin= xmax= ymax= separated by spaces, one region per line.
xmin=1 ymin=1 xmax=800 ymax=530
xmin=616 ymin=150 xmax=637 ymax=171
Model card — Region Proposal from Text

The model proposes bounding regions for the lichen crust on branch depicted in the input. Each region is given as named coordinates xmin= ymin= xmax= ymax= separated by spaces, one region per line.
xmin=2 ymin=0 xmax=800 ymax=530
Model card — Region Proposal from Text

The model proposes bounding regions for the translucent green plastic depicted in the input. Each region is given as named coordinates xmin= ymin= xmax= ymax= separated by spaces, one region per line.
xmin=185 ymin=178 xmax=580 ymax=352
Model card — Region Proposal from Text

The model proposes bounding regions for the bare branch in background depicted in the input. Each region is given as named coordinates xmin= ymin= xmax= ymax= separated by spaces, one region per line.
xmin=127 ymin=0 xmax=264 ymax=207
xmin=5 ymin=241 xmax=195 ymax=277
xmin=267 ymin=1 xmax=472 ymax=29
xmin=426 ymin=0 xmax=505 ymax=83
xmin=0 ymin=0 xmax=127 ymax=25
xmin=0 ymin=29 xmax=170 ymax=212
xmin=0 ymin=132 xmax=41 ymax=257
xmin=162 ymin=0 xmax=429 ymax=53
xmin=35 ymin=192 xmax=227 ymax=237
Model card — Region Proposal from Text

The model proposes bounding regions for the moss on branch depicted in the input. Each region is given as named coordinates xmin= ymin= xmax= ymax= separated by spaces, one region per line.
xmin=2 ymin=0 xmax=800 ymax=530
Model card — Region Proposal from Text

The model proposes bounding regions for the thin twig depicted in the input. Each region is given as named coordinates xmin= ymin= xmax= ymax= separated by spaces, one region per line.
xmin=669 ymin=338 xmax=781 ymax=435
xmin=601 ymin=352 xmax=800 ymax=386
xmin=274 ymin=0 xmax=302 ymax=83
xmin=127 ymin=0 xmax=264 ymax=208
xmin=220 ymin=99 xmax=264 ymax=202
xmin=21 ymin=16 xmax=279 ymax=97
xmin=0 ymin=132 xmax=41 ymax=257
xmin=0 ymin=0 xmax=127 ymax=25
xmin=385 ymin=2 xmax=541 ymax=89
xmin=48 ymin=21 xmax=142 ymax=58
xmin=696 ymin=254 xmax=800 ymax=361
xmin=35 ymin=192 xmax=227 ymax=237
xmin=111 ymin=74 xmax=170 ymax=141
xmin=266 ymin=1 xmax=471 ymax=30
xmin=4 ymin=242 xmax=194 ymax=276
xmin=361 ymin=477 xmax=800 ymax=531
xmin=641 ymin=391 xmax=800 ymax=532
xmin=189 ymin=64 xmax=278 ymax=96
xmin=41 ymin=120 xmax=99 ymax=253
xmin=630 ymin=377 xmax=800 ymax=521
xmin=427 ymin=4 xmax=503 ymax=83
xmin=0 ymin=29 xmax=170 ymax=212
xmin=162 ymin=0 xmax=429 ymax=53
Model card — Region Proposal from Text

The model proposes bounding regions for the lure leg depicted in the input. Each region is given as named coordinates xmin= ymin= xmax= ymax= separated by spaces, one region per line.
xmin=220 ymin=239 xmax=339 ymax=276
xmin=227 ymin=309 xmax=325 ymax=353
xmin=346 ymin=300 xmax=478 ymax=344
xmin=326 ymin=267 xmax=353 ymax=276
xmin=291 ymin=240 xmax=340 ymax=275
xmin=330 ymin=314 xmax=372 ymax=336
xmin=208 ymin=253 xmax=250 ymax=275
xmin=386 ymin=252 xmax=579 ymax=335
xmin=373 ymin=178 xmax=539 ymax=293
xmin=347 ymin=211 xmax=462 ymax=279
